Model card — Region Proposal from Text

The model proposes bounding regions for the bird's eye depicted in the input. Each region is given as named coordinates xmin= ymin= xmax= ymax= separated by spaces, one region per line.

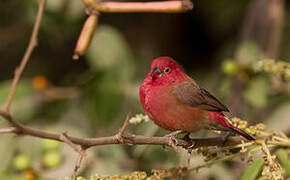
xmin=164 ymin=67 xmax=171 ymax=73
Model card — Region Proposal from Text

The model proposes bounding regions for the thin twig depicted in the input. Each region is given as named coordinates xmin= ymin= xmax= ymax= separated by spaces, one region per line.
xmin=115 ymin=112 xmax=131 ymax=143
xmin=84 ymin=0 xmax=193 ymax=13
xmin=60 ymin=132 xmax=88 ymax=180
xmin=3 ymin=0 xmax=46 ymax=112
xmin=0 ymin=127 xmax=18 ymax=134
xmin=71 ymin=149 xmax=86 ymax=180
xmin=163 ymin=130 xmax=185 ymax=153
xmin=60 ymin=132 xmax=82 ymax=153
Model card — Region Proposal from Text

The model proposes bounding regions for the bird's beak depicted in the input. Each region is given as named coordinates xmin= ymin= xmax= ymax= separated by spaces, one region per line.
xmin=151 ymin=67 xmax=161 ymax=80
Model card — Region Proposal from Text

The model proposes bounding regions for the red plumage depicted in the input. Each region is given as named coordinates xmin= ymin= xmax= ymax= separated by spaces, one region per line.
xmin=140 ymin=57 xmax=255 ymax=140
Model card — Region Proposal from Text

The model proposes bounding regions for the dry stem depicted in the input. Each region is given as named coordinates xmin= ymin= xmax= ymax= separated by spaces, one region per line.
xmin=84 ymin=0 xmax=193 ymax=13
xmin=3 ymin=0 xmax=47 ymax=112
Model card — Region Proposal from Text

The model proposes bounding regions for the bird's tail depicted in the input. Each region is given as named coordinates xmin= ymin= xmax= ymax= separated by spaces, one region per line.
xmin=210 ymin=112 xmax=256 ymax=141
xmin=226 ymin=123 xmax=256 ymax=140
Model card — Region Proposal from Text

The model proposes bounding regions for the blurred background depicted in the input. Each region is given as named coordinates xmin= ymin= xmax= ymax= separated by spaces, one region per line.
xmin=0 ymin=0 xmax=289 ymax=179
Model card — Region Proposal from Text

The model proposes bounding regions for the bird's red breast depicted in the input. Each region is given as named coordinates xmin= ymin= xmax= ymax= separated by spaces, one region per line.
xmin=140 ymin=76 xmax=209 ymax=132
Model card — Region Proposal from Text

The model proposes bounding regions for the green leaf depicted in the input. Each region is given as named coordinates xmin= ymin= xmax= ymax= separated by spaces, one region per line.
xmin=244 ymin=76 xmax=269 ymax=108
xmin=241 ymin=158 xmax=264 ymax=180
xmin=0 ymin=80 xmax=34 ymax=104
xmin=0 ymin=136 xmax=17 ymax=172
xmin=236 ymin=41 xmax=261 ymax=68
xmin=88 ymin=73 xmax=124 ymax=126
xmin=86 ymin=25 xmax=135 ymax=126
xmin=276 ymin=148 xmax=290 ymax=177
xmin=0 ymin=80 xmax=38 ymax=123
xmin=87 ymin=25 xmax=135 ymax=82
xmin=265 ymin=103 xmax=290 ymax=132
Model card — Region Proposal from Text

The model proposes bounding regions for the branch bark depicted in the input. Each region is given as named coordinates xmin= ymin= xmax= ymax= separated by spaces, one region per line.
xmin=83 ymin=0 xmax=193 ymax=13
xmin=71 ymin=149 xmax=86 ymax=180
xmin=3 ymin=0 xmax=47 ymax=112
xmin=0 ymin=109 xmax=246 ymax=149
xmin=0 ymin=127 xmax=18 ymax=134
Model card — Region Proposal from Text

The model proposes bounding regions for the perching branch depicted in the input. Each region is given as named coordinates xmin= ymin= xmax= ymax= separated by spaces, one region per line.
xmin=83 ymin=0 xmax=193 ymax=13
xmin=0 ymin=107 xmax=254 ymax=179
xmin=0 ymin=109 xmax=246 ymax=149
xmin=0 ymin=127 xmax=18 ymax=134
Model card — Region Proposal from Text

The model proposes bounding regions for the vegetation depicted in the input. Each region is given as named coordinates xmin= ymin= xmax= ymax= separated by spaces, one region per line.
xmin=0 ymin=0 xmax=290 ymax=179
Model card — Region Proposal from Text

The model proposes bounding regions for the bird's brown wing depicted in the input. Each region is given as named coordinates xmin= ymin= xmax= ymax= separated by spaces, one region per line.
xmin=173 ymin=80 xmax=229 ymax=112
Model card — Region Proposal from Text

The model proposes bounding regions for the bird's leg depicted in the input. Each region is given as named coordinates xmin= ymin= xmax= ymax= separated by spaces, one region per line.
xmin=181 ymin=133 xmax=195 ymax=166
xmin=182 ymin=133 xmax=191 ymax=141
xmin=221 ymin=132 xmax=233 ymax=146
xmin=163 ymin=130 xmax=185 ymax=152
xmin=187 ymin=146 xmax=193 ymax=167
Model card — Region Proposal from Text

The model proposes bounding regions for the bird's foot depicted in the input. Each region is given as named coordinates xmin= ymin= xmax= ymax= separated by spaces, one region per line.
xmin=182 ymin=133 xmax=191 ymax=141
xmin=164 ymin=130 xmax=185 ymax=138
xmin=181 ymin=133 xmax=195 ymax=166
xmin=221 ymin=132 xmax=232 ymax=146
xmin=163 ymin=130 xmax=185 ymax=153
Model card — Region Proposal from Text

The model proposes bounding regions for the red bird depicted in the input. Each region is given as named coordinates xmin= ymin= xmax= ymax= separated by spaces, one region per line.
xmin=140 ymin=57 xmax=255 ymax=140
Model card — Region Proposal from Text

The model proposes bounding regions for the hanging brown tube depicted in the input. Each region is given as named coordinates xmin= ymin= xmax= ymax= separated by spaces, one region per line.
xmin=73 ymin=13 xmax=98 ymax=60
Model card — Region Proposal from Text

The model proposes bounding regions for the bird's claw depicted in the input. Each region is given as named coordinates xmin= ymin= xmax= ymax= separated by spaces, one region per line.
xmin=163 ymin=130 xmax=184 ymax=153
xmin=221 ymin=132 xmax=232 ymax=146
xmin=168 ymin=136 xmax=180 ymax=153
xmin=164 ymin=130 xmax=185 ymax=138
xmin=115 ymin=133 xmax=124 ymax=143
xmin=182 ymin=133 xmax=191 ymax=141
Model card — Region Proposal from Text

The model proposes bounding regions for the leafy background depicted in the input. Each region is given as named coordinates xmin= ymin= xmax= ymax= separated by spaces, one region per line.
xmin=0 ymin=0 xmax=290 ymax=179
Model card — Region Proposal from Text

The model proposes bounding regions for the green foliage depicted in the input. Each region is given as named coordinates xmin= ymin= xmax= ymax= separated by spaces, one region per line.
xmin=0 ymin=136 xmax=15 ymax=172
xmin=255 ymin=59 xmax=290 ymax=80
xmin=241 ymin=158 xmax=264 ymax=180
xmin=43 ymin=151 xmax=62 ymax=168
xmin=70 ymin=168 xmax=187 ymax=180
xmin=88 ymin=72 xmax=124 ymax=126
xmin=276 ymin=148 xmax=290 ymax=178
xmin=243 ymin=76 xmax=269 ymax=108
xmin=0 ymin=80 xmax=38 ymax=122
xmin=221 ymin=59 xmax=239 ymax=75
xmin=42 ymin=139 xmax=61 ymax=151
xmin=87 ymin=25 xmax=135 ymax=80
xmin=13 ymin=154 xmax=31 ymax=171
xmin=266 ymin=103 xmax=290 ymax=132
xmin=236 ymin=41 xmax=261 ymax=68
xmin=86 ymin=25 xmax=135 ymax=126
xmin=1 ymin=1 xmax=290 ymax=179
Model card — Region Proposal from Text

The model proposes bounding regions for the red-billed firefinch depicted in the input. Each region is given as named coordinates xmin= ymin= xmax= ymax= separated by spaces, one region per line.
xmin=140 ymin=57 xmax=255 ymax=140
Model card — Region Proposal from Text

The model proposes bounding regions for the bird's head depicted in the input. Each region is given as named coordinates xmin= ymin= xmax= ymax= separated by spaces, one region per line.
xmin=148 ymin=57 xmax=185 ymax=84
